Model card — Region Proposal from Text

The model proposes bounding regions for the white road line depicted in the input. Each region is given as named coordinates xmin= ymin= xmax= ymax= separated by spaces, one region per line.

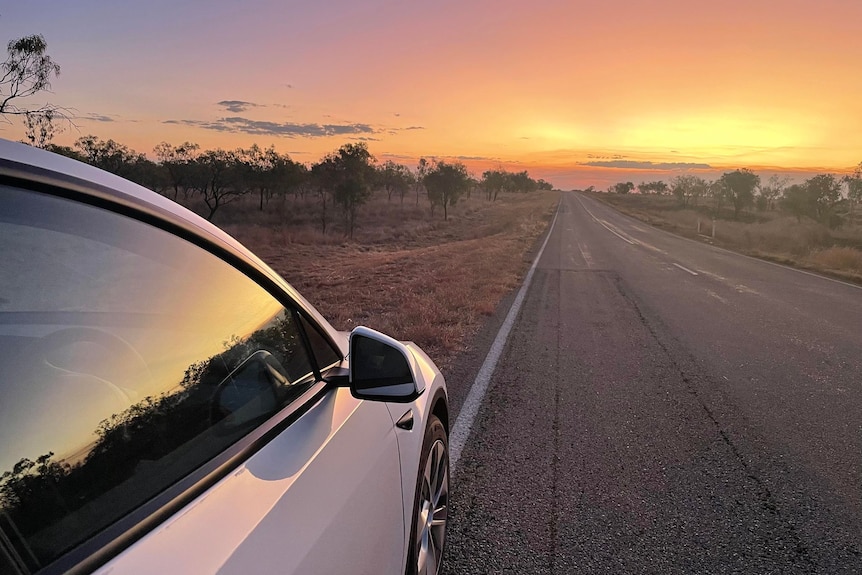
xmin=598 ymin=219 xmax=637 ymax=245
xmin=576 ymin=193 xmax=862 ymax=292
xmin=673 ymin=263 xmax=699 ymax=276
xmin=578 ymin=241 xmax=593 ymax=268
xmin=575 ymin=194 xmax=638 ymax=245
xmin=706 ymin=289 xmax=728 ymax=304
xmin=449 ymin=201 xmax=560 ymax=470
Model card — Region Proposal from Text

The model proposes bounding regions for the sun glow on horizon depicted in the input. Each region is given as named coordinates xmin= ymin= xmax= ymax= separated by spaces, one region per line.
xmin=1 ymin=0 xmax=860 ymax=189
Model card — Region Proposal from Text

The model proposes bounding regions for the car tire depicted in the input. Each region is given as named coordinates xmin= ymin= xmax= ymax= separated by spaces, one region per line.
xmin=406 ymin=414 xmax=449 ymax=575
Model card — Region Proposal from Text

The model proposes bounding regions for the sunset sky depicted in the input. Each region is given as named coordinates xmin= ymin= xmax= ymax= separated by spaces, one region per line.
xmin=2 ymin=0 xmax=861 ymax=189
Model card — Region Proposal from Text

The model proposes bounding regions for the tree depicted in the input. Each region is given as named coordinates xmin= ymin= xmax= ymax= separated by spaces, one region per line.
xmin=481 ymin=169 xmax=507 ymax=201
xmin=74 ymin=135 xmax=150 ymax=181
xmin=613 ymin=181 xmax=634 ymax=194
xmin=377 ymin=160 xmax=412 ymax=204
xmin=415 ymin=158 xmax=429 ymax=206
xmin=782 ymin=184 xmax=810 ymax=223
xmin=718 ymin=169 xmax=759 ymax=219
xmin=707 ymin=179 xmax=725 ymax=215
xmin=637 ymin=181 xmax=668 ymax=195
xmin=24 ymin=108 xmax=57 ymax=148
xmin=236 ymin=144 xmax=300 ymax=210
xmin=154 ymin=141 xmax=200 ymax=199
xmin=424 ymin=160 xmax=470 ymax=220
xmin=670 ymin=175 xmax=707 ymax=207
xmin=536 ymin=179 xmax=554 ymax=191
xmin=803 ymin=173 xmax=842 ymax=228
xmin=1 ymin=34 xmax=66 ymax=145
xmin=330 ymin=143 xmax=375 ymax=238
xmin=509 ymin=170 xmax=538 ymax=193
xmin=844 ymin=163 xmax=862 ymax=225
xmin=758 ymin=175 xmax=788 ymax=212
xmin=187 ymin=149 xmax=245 ymax=221
xmin=310 ymin=156 xmax=337 ymax=234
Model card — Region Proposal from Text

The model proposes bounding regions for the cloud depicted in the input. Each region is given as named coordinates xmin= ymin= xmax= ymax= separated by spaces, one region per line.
xmin=165 ymin=116 xmax=378 ymax=138
xmin=84 ymin=113 xmax=115 ymax=122
xmin=404 ymin=126 xmax=424 ymax=130
xmin=453 ymin=155 xmax=495 ymax=161
xmin=216 ymin=100 xmax=263 ymax=113
xmin=581 ymin=160 xmax=712 ymax=169
xmin=587 ymin=153 xmax=624 ymax=160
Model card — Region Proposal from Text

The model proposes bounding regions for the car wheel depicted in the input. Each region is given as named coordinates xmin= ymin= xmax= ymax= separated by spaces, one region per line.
xmin=407 ymin=414 xmax=449 ymax=575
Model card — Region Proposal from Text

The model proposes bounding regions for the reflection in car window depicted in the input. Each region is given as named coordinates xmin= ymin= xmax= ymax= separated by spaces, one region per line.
xmin=0 ymin=186 xmax=314 ymax=571
xmin=299 ymin=313 xmax=342 ymax=371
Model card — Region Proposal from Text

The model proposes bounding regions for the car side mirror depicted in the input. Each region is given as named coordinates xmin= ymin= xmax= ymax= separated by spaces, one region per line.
xmin=209 ymin=350 xmax=282 ymax=434
xmin=349 ymin=326 xmax=422 ymax=402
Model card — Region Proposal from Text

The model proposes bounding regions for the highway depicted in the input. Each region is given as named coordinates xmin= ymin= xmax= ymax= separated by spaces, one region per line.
xmin=443 ymin=192 xmax=862 ymax=574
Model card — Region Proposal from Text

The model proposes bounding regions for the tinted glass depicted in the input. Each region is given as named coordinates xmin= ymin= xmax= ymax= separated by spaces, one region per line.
xmin=299 ymin=313 xmax=342 ymax=371
xmin=0 ymin=186 xmax=314 ymax=571
xmin=351 ymin=335 xmax=413 ymax=390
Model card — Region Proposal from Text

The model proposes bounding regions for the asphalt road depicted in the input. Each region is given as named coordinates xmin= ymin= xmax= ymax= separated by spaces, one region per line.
xmin=443 ymin=192 xmax=862 ymax=574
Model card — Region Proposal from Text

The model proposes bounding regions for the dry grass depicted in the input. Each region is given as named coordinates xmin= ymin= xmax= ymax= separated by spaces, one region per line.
xmin=211 ymin=192 xmax=559 ymax=371
xmin=590 ymin=193 xmax=862 ymax=284
xmin=805 ymin=247 xmax=862 ymax=280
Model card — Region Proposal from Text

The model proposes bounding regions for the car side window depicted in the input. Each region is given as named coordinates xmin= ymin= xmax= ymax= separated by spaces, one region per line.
xmin=0 ymin=186 xmax=316 ymax=572
xmin=299 ymin=313 xmax=342 ymax=371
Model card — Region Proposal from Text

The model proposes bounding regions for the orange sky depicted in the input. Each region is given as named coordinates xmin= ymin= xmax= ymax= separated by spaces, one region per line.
xmin=2 ymin=0 xmax=861 ymax=188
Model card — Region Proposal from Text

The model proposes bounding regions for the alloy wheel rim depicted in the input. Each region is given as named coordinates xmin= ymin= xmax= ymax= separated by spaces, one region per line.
xmin=416 ymin=438 xmax=448 ymax=575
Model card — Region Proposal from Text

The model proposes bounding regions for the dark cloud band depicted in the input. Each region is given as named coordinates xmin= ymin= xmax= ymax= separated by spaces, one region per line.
xmin=165 ymin=116 xmax=377 ymax=138
xmin=582 ymin=160 xmax=712 ymax=169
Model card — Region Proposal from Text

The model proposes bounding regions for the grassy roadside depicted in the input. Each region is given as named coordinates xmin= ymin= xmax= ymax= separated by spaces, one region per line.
xmin=222 ymin=191 xmax=559 ymax=371
xmin=588 ymin=192 xmax=862 ymax=285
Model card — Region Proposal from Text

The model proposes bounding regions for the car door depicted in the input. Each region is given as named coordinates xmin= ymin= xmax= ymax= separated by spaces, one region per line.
xmin=99 ymin=387 xmax=405 ymax=575
xmin=0 ymin=185 xmax=404 ymax=574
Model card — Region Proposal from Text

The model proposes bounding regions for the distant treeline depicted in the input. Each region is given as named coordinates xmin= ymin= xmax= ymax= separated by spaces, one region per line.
xmin=589 ymin=168 xmax=862 ymax=228
xmin=41 ymin=137 xmax=554 ymax=235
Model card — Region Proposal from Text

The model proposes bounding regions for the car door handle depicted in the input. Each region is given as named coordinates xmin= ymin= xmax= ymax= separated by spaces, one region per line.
xmin=395 ymin=410 xmax=414 ymax=430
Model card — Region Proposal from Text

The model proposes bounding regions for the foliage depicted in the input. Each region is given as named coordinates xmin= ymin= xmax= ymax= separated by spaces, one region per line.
xmin=1 ymin=35 xmax=61 ymax=116
xmin=310 ymin=156 xmax=338 ymax=234
xmin=758 ymin=175 xmax=788 ymax=212
xmin=328 ymin=142 xmax=376 ymax=238
xmin=377 ymin=160 xmax=414 ymax=203
xmin=481 ymin=169 xmax=542 ymax=201
xmin=1 ymin=34 xmax=69 ymax=150
xmin=153 ymin=141 xmax=200 ymax=199
xmin=637 ymin=181 xmax=668 ymax=195
xmin=187 ymin=149 xmax=247 ymax=221
xmin=44 ymin=134 xmax=556 ymax=230
xmin=613 ymin=181 xmax=634 ymax=195
xmin=670 ymin=175 xmax=707 ymax=207
xmin=718 ymin=169 xmax=760 ymax=219
xmin=424 ymin=160 xmax=471 ymax=220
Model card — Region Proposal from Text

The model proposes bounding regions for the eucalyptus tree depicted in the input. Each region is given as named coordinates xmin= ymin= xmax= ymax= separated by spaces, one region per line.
xmin=718 ymin=169 xmax=759 ymax=219
xmin=1 ymin=34 xmax=65 ymax=144
xmin=154 ymin=141 xmax=200 ymax=199
xmin=330 ymin=143 xmax=376 ymax=238
xmin=424 ymin=160 xmax=470 ymax=220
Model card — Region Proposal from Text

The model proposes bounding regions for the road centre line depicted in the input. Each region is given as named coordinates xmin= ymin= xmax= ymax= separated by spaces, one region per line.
xmin=578 ymin=241 xmax=593 ymax=268
xmin=575 ymin=193 xmax=862 ymax=293
xmin=598 ymin=219 xmax=637 ymax=245
xmin=448 ymin=201 xmax=560 ymax=470
xmin=576 ymin=194 xmax=638 ymax=245
xmin=673 ymin=263 xmax=699 ymax=276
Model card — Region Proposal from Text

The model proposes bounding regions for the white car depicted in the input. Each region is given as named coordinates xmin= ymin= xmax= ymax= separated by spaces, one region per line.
xmin=0 ymin=139 xmax=449 ymax=575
